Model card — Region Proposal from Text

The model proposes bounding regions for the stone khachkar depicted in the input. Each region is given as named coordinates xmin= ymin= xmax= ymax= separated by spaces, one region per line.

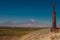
xmin=51 ymin=3 xmax=57 ymax=32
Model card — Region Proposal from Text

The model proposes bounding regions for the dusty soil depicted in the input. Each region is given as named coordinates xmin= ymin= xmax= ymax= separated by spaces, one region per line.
xmin=20 ymin=30 xmax=60 ymax=40
xmin=0 ymin=29 xmax=60 ymax=40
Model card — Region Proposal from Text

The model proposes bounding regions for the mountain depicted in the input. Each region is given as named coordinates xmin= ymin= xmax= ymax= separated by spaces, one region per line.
xmin=0 ymin=20 xmax=50 ymax=27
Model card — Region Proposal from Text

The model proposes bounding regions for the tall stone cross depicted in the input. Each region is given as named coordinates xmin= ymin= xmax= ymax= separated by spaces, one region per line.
xmin=51 ymin=3 xmax=57 ymax=32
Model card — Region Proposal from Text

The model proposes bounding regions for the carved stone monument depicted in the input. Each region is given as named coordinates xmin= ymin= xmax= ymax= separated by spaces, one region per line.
xmin=51 ymin=3 xmax=57 ymax=32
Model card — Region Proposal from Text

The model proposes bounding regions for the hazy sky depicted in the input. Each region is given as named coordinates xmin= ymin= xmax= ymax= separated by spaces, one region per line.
xmin=0 ymin=0 xmax=60 ymax=25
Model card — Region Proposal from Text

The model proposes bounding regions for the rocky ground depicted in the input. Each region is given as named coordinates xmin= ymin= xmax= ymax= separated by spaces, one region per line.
xmin=0 ymin=29 xmax=60 ymax=40
xmin=20 ymin=29 xmax=60 ymax=40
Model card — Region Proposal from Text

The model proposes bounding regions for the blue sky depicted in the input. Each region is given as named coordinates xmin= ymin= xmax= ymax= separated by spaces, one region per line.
xmin=0 ymin=0 xmax=60 ymax=26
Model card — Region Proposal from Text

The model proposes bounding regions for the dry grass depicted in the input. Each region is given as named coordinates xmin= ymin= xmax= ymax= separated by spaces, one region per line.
xmin=0 ymin=28 xmax=40 ymax=36
xmin=0 ymin=28 xmax=60 ymax=40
